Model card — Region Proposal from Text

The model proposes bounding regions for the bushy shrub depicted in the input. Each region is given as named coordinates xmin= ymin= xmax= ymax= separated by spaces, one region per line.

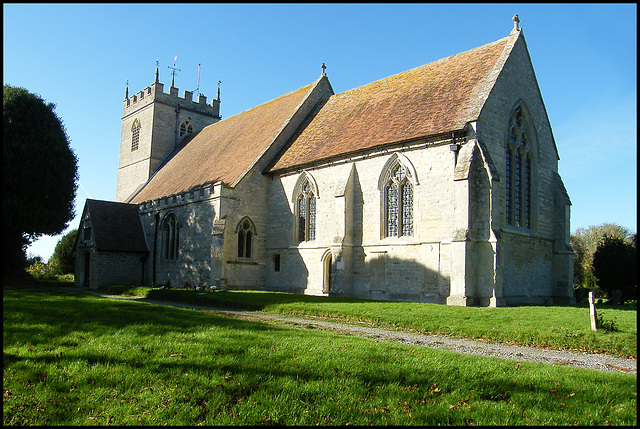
xmin=26 ymin=261 xmax=58 ymax=281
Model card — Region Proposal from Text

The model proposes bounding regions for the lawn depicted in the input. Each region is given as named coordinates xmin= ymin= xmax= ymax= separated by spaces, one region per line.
xmin=3 ymin=285 xmax=637 ymax=426
xmin=115 ymin=285 xmax=637 ymax=358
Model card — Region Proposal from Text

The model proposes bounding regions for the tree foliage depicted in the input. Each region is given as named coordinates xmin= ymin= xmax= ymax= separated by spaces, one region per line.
xmin=48 ymin=229 xmax=78 ymax=275
xmin=3 ymin=85 xmax=78 ymax=273
xmin=592 ymin=234 xmax=637 ymax=302
xmin=570 ymin=223 xmax=632 ymax=291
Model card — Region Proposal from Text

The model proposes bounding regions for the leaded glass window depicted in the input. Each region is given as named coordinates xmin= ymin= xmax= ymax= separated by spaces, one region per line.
xmin=297 ymin=179 xmax=316 ymax=242
xmin=384 ymin=163 xmax=413 ymax=237
xmin=238 ymin=218 xmax=253 ymax=259
xmin=506 ymin=105 xmax=534 ymax=228
xmin=162 ymin=214 xmax=179 ymax=260
xmin=131 ymin=119 xmax=140 ymax=151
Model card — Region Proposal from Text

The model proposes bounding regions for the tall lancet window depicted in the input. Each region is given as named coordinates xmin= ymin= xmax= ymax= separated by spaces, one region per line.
xmin=131 ymin=119 xmax=141 ymax=151
xmin=162 ymin=213 xmax=179 ymax=260
xmin=292 ymin=172 xmax=319 ymax=243
xmin=384 ymin=164 xmax=413 ymax=237
xmin=296 ymin=179 xmax=316 ymax=242
xmin=506 ymin=104 xmax=534 ymax=228
xmin=237 ymin=217 xmax=254 ymax=259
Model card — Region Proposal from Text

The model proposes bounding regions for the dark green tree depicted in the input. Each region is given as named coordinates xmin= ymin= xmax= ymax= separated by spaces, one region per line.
xmin=570 ymin=223 xmax=632 ymax=293
xmin=593 ymin=234 xmax=637 ymax=303
xmin=48 ymin=229 xmax=78 ymax=275
xmin=3 ymin=85 xmax=78 ymax=278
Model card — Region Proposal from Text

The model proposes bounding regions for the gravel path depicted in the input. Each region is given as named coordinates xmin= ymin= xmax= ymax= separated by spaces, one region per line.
xmin=73 ymin=289 xmax=637 ymax=375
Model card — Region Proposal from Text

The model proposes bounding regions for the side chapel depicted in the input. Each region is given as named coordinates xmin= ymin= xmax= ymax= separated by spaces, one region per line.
xmin=75 ymin=18 xmax=574 ymax=306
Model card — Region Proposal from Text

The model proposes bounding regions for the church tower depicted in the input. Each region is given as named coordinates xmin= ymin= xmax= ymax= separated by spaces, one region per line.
xmin=116 ymin=65 xmax=221 ymax=202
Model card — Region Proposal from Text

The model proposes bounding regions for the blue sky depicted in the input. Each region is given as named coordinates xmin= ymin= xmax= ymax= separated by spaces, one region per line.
xmin=3 ymin=3 xmax=637 ymax=261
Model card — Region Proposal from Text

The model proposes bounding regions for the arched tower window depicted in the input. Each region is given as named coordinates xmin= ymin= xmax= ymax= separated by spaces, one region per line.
xmin=379 ymin=153 xmax=417 ymax=238
xmin=131 ymin=119 xmax=141 ymax=151
xmin=162 ymin=213 xmax=179 ymax=260
xmin=237 ymin=217 xmax=255 ymax=259
xmin=179 ymin=120 xmax=194 ymax=138
xmin=505 ymin=104 xmax=534 ymax=228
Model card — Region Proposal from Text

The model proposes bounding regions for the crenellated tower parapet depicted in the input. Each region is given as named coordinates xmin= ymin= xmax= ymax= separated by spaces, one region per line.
xmin=123 ymin=81 xmax=221 ymax=119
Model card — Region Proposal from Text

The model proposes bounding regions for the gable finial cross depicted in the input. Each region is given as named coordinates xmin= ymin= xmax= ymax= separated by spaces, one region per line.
xmin=321 ymin=63 xmax=327 ymax=77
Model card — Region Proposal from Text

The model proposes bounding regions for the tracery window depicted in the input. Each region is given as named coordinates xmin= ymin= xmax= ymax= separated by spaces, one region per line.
xmin=179 ymin=120 xmax=194 ymax=137
xmin=384 ymin=164 xmax=413 ymax=237
xmin=162 ymin=213 xmax=179 ymax=260
xmin=505 ymin=104 xmax=534 ymax=228
xmin=237 ymin=218 xmax=254 ymax=259
xmin=131 ymin=119 xmax=140 ymax=151
xmin=296 ymin=178 xmax=316 ymax=242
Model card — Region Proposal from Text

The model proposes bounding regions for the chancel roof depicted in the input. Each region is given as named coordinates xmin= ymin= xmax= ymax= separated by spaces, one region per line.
xmin=130 ymin=80 xmax=320 ymax=204
xmin=84 ymin=199 xmax=148 ymax=252
xmin=269 ymin=34 xmax=515 ymax=172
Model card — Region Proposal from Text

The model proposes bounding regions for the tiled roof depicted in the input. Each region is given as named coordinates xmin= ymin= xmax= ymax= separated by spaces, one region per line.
xmin=85 ymin=199 xmax=148 ymax=252
xmin=130 ymin=80 xmax=320 ymax=203
xmin=269 ymin=34 xmax=515 ymax=172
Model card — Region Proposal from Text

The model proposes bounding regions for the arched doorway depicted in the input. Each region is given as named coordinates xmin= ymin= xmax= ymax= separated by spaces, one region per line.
xmin=322 ymin=251 xmax=332 ymax=294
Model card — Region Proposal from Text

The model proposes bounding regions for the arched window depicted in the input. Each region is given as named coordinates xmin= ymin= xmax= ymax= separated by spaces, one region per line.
xmin=378 ymin=154 xmax=417 ymax=239
xmin=505 ymin=104 xmax=534 ymax=228
xmin=179 ymin=120 xmax=194 ymax=138
xmin=131 ymin=119 xmax=140 ymax=151
xmin=162 ymin=213 xmax=179 ymax=260
xmin=296 ymin=178 xmax=316 ymax=242
xmin=237 ymin=217 xmax=255 ymax=259
xmin=384 ymin=164 xmax=413 ymax=237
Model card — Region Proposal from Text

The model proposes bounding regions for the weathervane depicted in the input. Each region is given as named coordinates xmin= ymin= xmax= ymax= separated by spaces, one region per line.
xmin=168 ymin=56 xmax=181 ymax=88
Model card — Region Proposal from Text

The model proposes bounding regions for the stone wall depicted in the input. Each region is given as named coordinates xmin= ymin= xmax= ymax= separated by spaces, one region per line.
xmin=74 ymin=248 xmax=145 ymax=289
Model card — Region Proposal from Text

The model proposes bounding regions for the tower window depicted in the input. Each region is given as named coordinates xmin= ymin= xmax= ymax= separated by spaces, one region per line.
xmin=131 ymin=119 xmax=140 ymax=151
xmin=179 ymin=120 xmax=194 ymax=137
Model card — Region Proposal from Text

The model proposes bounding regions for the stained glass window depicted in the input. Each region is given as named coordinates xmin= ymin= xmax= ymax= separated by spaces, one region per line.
xmin=506 ymin=105 xmax=533 ymax=228
xmin=402 ymin=182 xmax=413 ymax=236
xmin=387 ymin=182 xmax=398 ymax=237
xmin=297 ymin=177 xmax=316 ymax=242
xmin=384 ymin=163 xmax=413 ymax=237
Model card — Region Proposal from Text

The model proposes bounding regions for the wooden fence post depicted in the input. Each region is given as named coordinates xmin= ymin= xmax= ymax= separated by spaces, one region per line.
xmin=589 ymin=291 xmax=598 ymax=332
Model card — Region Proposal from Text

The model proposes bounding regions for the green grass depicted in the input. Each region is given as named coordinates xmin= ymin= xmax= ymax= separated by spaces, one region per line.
xmin=3 ymin=287 xmax=637 ymax=425
xmin=102 ymin=285 xmax=638 ymax=358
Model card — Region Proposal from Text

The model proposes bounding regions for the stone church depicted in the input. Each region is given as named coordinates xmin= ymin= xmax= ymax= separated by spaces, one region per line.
xmin=75 ymin=18 xmax=574 ymax=306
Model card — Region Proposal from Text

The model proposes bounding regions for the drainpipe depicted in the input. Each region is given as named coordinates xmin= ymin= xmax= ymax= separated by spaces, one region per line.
xmin=449 ymin=132 xmax=461 ymax=166
xmin=153 ymin=212 xmax=159 ymax=285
